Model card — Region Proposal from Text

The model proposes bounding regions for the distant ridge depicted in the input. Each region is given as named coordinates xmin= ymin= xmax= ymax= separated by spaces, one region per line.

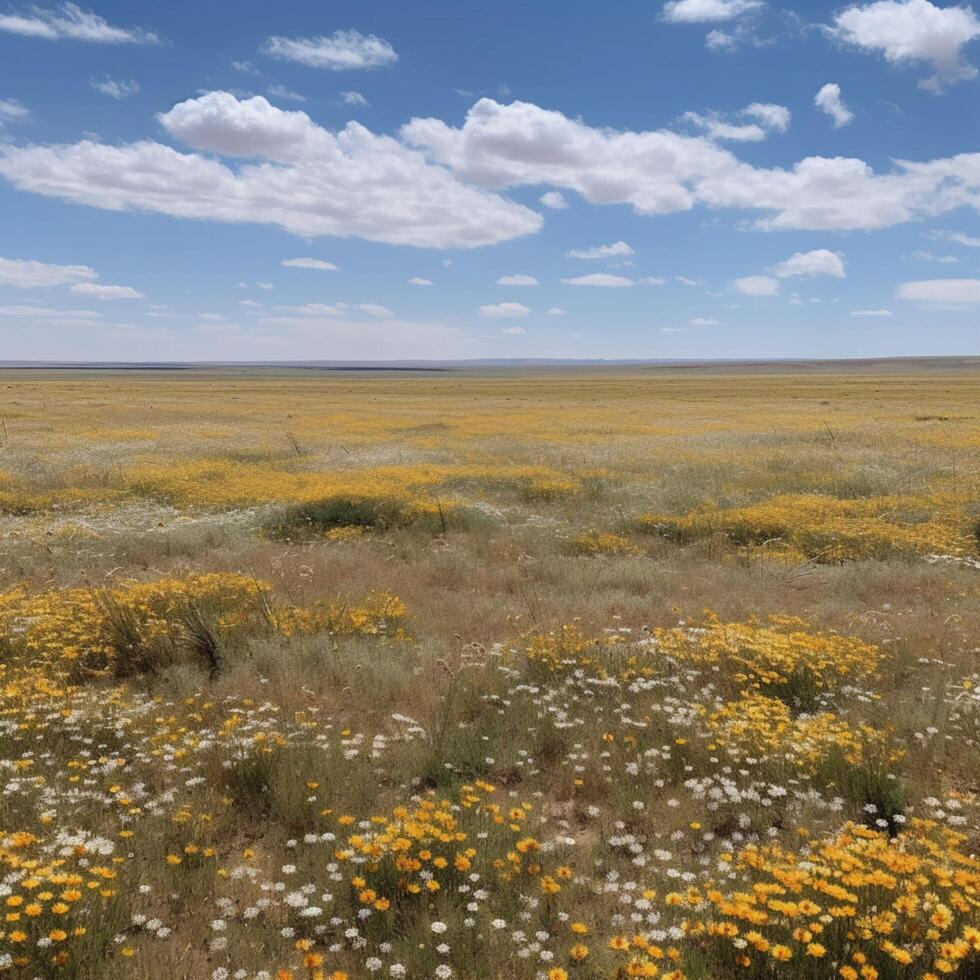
xmin=0 ymin=356 xmax=977 ymax=373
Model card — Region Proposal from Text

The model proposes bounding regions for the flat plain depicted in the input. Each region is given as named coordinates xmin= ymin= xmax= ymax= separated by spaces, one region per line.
xmin=0 ymin=363 xmax=978 ymax=979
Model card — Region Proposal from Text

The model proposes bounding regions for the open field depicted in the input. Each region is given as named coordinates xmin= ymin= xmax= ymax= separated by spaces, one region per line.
xmin=0 ymin=364 xmax=978 ymax=980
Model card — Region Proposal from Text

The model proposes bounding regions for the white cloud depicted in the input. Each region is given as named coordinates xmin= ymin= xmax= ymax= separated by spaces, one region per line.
xmin=0 ymin=92 xmax=541 ymax=249
xmin=561 ymin=273 xmax=634 ymax=287
xmin=689 ymin=316 xmax=720 ymax=324
xmin=639 ymin=276 xmax=666 ymax=285
xmin=256 ymin=281 xmax=273 ymax=289
xmin=70 ymin=282 xmax=144 ymax=299
xmin=814 ymin=83 xmax=854 ymax=127
xmin=705 ymin=29 xmax=736 ymax=49
xmin=676 ymin=275 xmax=702 ymax=285
xmin=402 ymin=98 xmax=737 ymax=217
xmin=408 ymin=277 xmax=434 ymax=286
xmin=0 ymin=4 xmax=158 ymax=44
xmin=926 ymin=229 xmax=980 ymax=246
xmin=285 ymin=304 xmax=346 ymax=316
xmin=661 ymin=0 xmax=763 ymax=23
xmin=547 ymin=307 xmax=565 ymax=315
xmin=403 ymin=97 xmax=980 ymax=233
xmin=744 ymin=103 xmax=791 ymax=132
xmin=771 ymin=248 xmax=846 ymax=278
xmin=282 ymin=257 xmax=338 ymax=270
xmin=9 ymin=92 xmax=980 ymax=252
xmin=0 ymin=304 xmax=99 ymax=318
xmin=898 ymin=278 xmax=980 ymax=302
xmin=909 ymin=249 xmax=958 ymax=262
xmin=850 ymin=308 xmax=893 ymax=315
xmin=357 ymin=303 xmax=393 ymax=316
xmin=831 ymin=0 xmax=980 ymax=90
xmin=267 ymin=84 xmax=307 ymax=103
xmin=90 ymin=77 xmax=139 ymax=99
xmin=683 ymin=102 xmax=790 ymax=142
xmin=496 ymin=274 xmax=538 ymax=285
xmin=501 ymin=325 xmax=526 ymax=334
xmin=0 ymin=98 xmax=29 ymax=126
xmin=263 ymin=29 xmax=397 ymax=70
xmin=566 ymin=241 xmax=634 ymax=259
xmin=539 ymin=190 xmax=568 ymax=209
xmin=0 ymin=256 xmax=96 ymax=287
xmin=732 ymin=274 xmax=779 ymax=295
xmin=342 ymin=91 xmax=369 ymax=106
xmin=480 ymin=302 xmax=530 ymax=318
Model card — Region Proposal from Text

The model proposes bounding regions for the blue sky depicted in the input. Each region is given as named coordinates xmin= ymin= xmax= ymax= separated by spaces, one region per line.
xmin=1 ymin=0 xmax=979 ymax=361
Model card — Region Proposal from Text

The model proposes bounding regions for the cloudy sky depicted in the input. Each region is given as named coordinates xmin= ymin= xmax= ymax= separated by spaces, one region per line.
xmin=1 ymin=0 xmax=979 ymax=361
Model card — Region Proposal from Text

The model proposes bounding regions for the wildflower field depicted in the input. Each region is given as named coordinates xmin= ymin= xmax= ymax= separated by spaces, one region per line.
xmin=0 ymin=363 xmax=978 ymax=980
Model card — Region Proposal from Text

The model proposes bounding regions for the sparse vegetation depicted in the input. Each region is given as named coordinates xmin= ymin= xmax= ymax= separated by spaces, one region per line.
xmin=0 ymin=365 xmax=977 ymax=979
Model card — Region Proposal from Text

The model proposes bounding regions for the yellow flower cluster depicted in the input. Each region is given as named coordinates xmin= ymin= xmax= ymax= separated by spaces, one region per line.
xmin=705 ymin=693 xmax=887 ymax=769
xmin=273 ymin=591 xmax=407 ymax=638
xmin=122 ymin=458 xmax=579 ymax=510
xmin=525 ymin=615 xmax=881 ymax=695
xmin=568 ymin=531 xmax=638 ymax=557
xmin=0 ymin=573 xmax=262 ymax=675
xmin=0 ymin=829 xmax=124 ymax=973
xmin=638 ymin=492 xmax=976 ymax=561
xmin=683 ymin=820 xmax=980 ymax=977
xmin=0 ymin=575 xmax=408 ymax=677
xmin=653 ymin=615 xmax=882 ymax=695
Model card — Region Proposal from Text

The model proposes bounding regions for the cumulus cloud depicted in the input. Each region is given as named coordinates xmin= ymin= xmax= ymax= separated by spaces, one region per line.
xmin=0 ymin=92 xmax=542 ymax=249
xmin=561 ymin=273 xmax=633 ymax=286
xmin=897 ymin=278 xmax=980 ymax=302
xmin=282 ymin=257 xmax=338 ymax=270
xmin=566 ymin=241 xmax=634 ymax=259
xmin=814 ymin=83 xmax=854 ymax=127
xmin=547 ymin=307 xmax=565 ymax=315
xmin=831 ymin=0 xmax=980 ymax=90
xmin=89 ymin=77 xmax=139 ymax=99
xmin=263 ymin=29 xmax=397 ymax=70
xmin=0 ymin=256 xmax=96 ymax=287
xmin=7 ymin=93 xmax=980 ymax=250
xmin=404 ymin=97 xmax=980 ymax=233
xmin=683 ymin=102 xmax=790 ymax=142
xmin=771 ymin=249 xmax=846 ymax=278
xmin=342 ymin=91 xmax=369 ymax=106
xmin=689 ymin=316 xmax=720 ymax=324
xmin=496 ymin=274 xmax=538 ymax=285
xmin=539 ymin=190 xmax=568 ymax=209
xmin=70 ymin=282 xmax=144 ymax=299
xmin=0 ymin=4 xmax=158 ymax=44
xmin=408 ymin=276 xmax=433 ymax=285
xmin=403 ymin=99 xmax=735 ymax=218
xmin=732 ymin=274 xmax=779 ymax=295
xmin=479 ymin=302 xmax=530 ymax=317
xmin=850 ymin=308 xmax=893 ymax=315
xmin=500 ymin=325 xmax=526 ymax=334
xmin=661 ymin=0 xmax=763 ymax=23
